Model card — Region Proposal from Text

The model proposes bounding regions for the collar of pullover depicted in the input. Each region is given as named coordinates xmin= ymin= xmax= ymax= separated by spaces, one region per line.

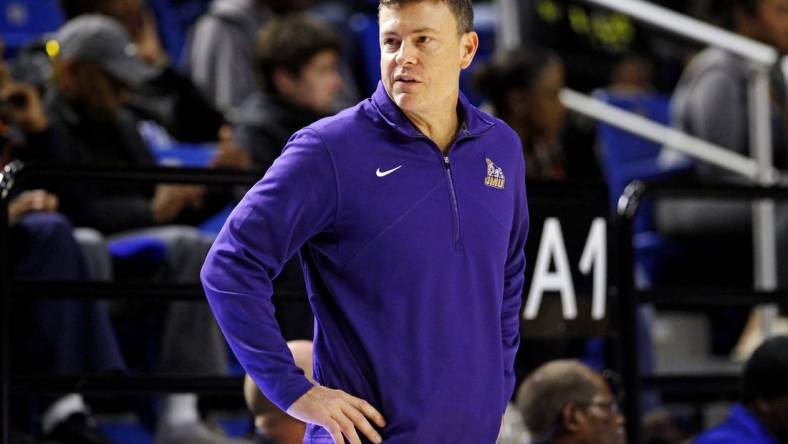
xmin=371 ymin=81 xmax=494 ymax=140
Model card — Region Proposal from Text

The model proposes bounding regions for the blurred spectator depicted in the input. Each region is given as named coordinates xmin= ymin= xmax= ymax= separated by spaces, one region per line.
xmin=2 ymin=40 xmax=125 ymax=443
xmin=9 ymin=210 xmax=124 ymax=444
xmin=475 ymin=47 xmax=603 ymax=181
xmin=243 ymin=340 xmax=313 ymax=444
xmin=227 ymin=13 xmax=344 ymax=342
xmin=657 ymin=0 xmax=788 ymax=356
xmin=695 ymin=335 xmax=788 ymax=443
xmin=232 ymin=13 xmax=342 ymax=172
xmin=185 ymin=0 xmax=313 ymax=113
xmin=516 ymin=360 xmax=625 ymax=444
xmin=41 ymin=15 xmax=245 ymax=444
xmin=57 ymin=0 xmax=227 ymax=143
xmin=45 ymin=15 xmax=202 ymax=232
xmin=475 ymin=48 xmax=568 ymax=180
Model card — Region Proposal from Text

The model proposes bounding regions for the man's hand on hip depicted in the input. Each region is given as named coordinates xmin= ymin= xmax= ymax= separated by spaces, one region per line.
xmin=286 ymin=385 xmax=386 ymax=444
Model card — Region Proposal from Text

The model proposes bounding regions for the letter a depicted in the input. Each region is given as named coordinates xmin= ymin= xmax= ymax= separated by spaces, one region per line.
xmin=524 ymin=218 xmax=578 ymax=320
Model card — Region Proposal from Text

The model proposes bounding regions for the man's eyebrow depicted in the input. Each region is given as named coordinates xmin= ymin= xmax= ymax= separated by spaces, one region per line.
xmin=381 ymin=27 xmax=439 ymax=36
xmin=410 ymin=27 xmax=439 ymax=34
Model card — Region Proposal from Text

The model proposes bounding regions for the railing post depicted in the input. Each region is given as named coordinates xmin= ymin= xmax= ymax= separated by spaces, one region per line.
xmin=1 ymin=185 xmax=10 ymax=444
xmin=749 ymin=66 xmax=779 ymax=337
xmin=616 ymin=182 xmax=644 ymax=444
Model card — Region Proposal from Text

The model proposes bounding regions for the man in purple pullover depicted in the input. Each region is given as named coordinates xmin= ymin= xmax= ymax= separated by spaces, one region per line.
xmin=201 ymin=1 xmax=529 ymax=442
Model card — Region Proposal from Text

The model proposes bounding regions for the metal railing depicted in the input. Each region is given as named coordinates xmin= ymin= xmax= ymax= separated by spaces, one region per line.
xmin=615 ymin=181 xmax=788 ymax=442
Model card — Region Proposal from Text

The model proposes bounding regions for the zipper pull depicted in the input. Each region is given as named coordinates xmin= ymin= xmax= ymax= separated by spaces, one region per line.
xmin=444 ymin=156 xmax=450 ymax=169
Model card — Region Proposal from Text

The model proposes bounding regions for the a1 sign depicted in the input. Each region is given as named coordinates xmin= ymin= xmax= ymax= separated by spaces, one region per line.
xmin=524 ymin=217 xmax=607 ymax=321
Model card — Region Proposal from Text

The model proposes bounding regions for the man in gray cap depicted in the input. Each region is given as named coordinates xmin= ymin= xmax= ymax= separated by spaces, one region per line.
xmin=43 ymin=15 xmax=248 ymax=444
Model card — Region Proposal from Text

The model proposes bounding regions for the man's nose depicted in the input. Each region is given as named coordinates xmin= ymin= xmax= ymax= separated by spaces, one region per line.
xmin=395 ymin=41 xmax=417 ymax=66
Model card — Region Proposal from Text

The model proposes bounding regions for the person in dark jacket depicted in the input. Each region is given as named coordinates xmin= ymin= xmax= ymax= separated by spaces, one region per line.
xmin=232 ymin=13 xmax=342 ymax=173
xmin=58 ymin=0 xmax=227 ymax=143
xmin=225 ymin=13 xmax=344 ymax=344
xmin=44 ymin=15 xmax=246 ymax=444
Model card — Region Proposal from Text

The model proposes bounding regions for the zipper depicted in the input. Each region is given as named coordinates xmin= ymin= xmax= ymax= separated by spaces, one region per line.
xmin=416 ymin=125 xmax=471 ymax=250
xmin=443 ymin=155 xmax=460 ymax=248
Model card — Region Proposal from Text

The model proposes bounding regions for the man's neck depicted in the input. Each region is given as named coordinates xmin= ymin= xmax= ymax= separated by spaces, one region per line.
xmin=403 ymin=103 xmax=461 ymax=153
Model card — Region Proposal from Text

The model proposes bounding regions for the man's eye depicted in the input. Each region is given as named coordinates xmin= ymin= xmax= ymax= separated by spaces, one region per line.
xmin=383 ymin=39 xmax=400 ymax=48
xmin=417 ymin=36 xmax=433 ymax=44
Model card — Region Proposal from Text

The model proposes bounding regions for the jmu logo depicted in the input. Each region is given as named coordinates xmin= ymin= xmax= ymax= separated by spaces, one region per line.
xmin=484 ymin=158 xmax=505 ymax=189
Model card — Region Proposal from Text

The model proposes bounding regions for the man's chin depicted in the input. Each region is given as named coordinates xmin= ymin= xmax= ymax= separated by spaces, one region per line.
xmin=392 ymin=92 xmax=424 ymax=113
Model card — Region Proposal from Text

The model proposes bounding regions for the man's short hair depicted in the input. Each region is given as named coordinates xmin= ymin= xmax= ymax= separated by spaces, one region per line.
xmin=378 ymin=0 xmax=474 ymax=34
xmin=254 ymin=14 xmax=341 ymax=94
xmin=741 ymin=336 xmax=788 ymax=403
xmin=516 ymin=360 xmax=599 ymax=442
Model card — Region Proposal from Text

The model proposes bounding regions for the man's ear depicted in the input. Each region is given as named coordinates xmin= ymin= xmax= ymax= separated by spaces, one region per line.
xmin=459 ymin=31 xmax=479 ymax=70
xmin=561 ymin=403 xmax=582 ymax=432
xmin=272 ymin=68 xmax=297 ymax=96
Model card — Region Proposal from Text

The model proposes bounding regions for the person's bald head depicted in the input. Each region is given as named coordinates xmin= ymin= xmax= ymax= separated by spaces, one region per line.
xmin=517 ymin=360 xmax=625 ymax=444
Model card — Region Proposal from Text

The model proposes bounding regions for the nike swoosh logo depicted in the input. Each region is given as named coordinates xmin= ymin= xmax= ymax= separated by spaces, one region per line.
xmin=376 ymin=165 xmax=402 ymax=177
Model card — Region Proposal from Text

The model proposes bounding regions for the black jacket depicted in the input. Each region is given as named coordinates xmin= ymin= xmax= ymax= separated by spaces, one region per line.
xmin=45 ymin=89 xmax=157 ymax=233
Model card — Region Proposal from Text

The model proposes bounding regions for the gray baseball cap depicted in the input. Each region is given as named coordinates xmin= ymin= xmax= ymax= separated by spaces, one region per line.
xmin=55 ymin=14 xmax=157 ymax=87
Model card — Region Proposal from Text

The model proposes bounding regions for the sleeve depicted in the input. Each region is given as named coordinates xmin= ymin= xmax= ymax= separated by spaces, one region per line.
xmin=500 ymin=136 xmax=529 ymax=411
xmin=200 ymin=128 xmax=337 ymax=411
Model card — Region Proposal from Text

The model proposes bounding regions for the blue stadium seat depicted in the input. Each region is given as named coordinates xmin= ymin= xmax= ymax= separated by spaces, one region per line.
xmin=108 ymin=236 xmax=168 ymax=263
xmin=0 ymin=0 xmax=64 ymax=54
xmin=595 ymin=90 xmax=691 ymax=286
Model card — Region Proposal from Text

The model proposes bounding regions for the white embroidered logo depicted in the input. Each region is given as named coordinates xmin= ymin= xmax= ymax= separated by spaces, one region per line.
xmin=376 ymin=165 xmax=402 ymax=177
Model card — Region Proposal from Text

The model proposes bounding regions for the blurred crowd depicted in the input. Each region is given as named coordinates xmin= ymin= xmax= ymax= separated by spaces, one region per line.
xmin=3 ymin=0 xmax=788 ymax=443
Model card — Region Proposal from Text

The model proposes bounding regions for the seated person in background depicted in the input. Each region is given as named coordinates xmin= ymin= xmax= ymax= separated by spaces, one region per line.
xmin=516 ymin=360 xmax=625 ymax=444
xmin=40 ymin=15 xmax=245 ymax=444
xmin=7 ymin=195 xmax=125 ymax=444
xmin=232 ymin=12 xmax=343 ymax=173
xmin=659 ymin=0 xmax=788 ymax=358
xmin=695 ymin=335 xmax=788 ymax=444
xmin=474 ymin=48 xmax=568 ymax=180
xmin=243 ymin=341 xmax=313 ymax=444
xmin=227 ymin=13 xmax=343 ymax=343
xmin=55 ymin=0 xmax=227 ymax=144
xmin=185 ymin=0 xmax=313 ymax=113
xmin=2 ymin=62 xmax=124 ymax=442
xmin=44 ymin=15 xmax=204 ymax=232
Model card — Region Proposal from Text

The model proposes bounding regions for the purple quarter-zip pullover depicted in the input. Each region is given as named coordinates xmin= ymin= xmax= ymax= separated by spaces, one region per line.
xmin=201 ymin=82 xmax=529 ymax=443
